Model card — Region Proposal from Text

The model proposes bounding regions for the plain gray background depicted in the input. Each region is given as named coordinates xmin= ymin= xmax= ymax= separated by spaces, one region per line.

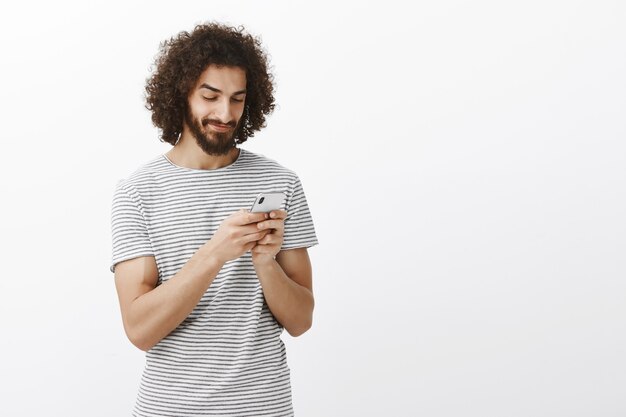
xmin=0 ymin=0 xmax=625 ymax=416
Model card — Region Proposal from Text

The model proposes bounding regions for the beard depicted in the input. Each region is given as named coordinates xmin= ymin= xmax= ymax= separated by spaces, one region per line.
xmin=184 ymin=106 xmax=240 ymax=156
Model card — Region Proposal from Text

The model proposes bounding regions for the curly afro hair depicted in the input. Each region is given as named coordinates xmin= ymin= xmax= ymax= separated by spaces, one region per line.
xmin=145 ymin=22 xmax=276 ymax=145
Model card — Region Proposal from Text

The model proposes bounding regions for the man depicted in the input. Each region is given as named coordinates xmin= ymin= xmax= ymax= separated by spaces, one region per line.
xmin=110 ymin=22 xmax=318 ymax=417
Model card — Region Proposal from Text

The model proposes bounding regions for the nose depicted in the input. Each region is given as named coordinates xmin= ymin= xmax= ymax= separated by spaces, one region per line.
xmin=214 ymin=98 xmax=234 ymax=124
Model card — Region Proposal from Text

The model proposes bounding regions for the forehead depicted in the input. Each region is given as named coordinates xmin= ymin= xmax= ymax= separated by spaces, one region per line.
xmin=194 ymin=65 xmax=247 ymax=91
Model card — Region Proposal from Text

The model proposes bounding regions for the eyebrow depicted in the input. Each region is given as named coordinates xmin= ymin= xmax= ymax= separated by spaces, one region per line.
xmin=199 ymin=83 xmax=247 ymax=96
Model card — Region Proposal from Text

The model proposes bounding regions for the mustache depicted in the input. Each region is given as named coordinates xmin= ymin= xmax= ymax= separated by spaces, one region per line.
xmin=202 ymin=118 xmax=236 ymax=128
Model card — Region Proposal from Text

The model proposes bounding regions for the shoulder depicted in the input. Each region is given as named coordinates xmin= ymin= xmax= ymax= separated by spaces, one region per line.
xmin=240 ymin=148 xmax=300 ymax=181
xmin=115 ymin=155 xmax=164 ymax=188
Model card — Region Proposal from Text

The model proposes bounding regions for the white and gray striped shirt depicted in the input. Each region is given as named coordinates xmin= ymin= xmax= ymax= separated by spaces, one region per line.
xmin=110 ymin=147 xmax=318 ymax=417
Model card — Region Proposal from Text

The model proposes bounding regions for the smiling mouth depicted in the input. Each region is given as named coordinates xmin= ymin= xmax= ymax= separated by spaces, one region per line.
xmin=207 ymin=122 xmax=232 ymax=132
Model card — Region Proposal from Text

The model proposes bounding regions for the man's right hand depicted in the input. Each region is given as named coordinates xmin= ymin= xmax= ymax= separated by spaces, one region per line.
xmin=205 ymin=209 xmax=271 ymax=263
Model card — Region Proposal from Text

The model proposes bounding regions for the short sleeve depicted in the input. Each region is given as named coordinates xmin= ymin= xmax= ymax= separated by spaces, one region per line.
xmin=280 ymin=175 xmax=319 ymax=251
xmin=110 ymin=180 xmax=155 ymax=273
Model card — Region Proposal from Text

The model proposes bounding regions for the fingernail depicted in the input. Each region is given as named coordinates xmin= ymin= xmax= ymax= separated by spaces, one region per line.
xmin=270 ymin=212 xmax=275 ymax=218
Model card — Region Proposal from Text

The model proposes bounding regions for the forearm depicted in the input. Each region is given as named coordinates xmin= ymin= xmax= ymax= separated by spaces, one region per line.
xmin=127 ymin=243 xmax=224 ymax=351
xmin=253 ymin=258 xmax=314 ymax=337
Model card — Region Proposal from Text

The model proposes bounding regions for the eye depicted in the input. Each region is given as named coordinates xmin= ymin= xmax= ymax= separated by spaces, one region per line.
xmin=203 ymin=96 xmax=217 ymax=101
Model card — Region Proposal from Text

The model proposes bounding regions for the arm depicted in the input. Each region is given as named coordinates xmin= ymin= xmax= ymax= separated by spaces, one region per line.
xmin=113 ymin=203 xmax=270 ymax=352
xmin=114 ymin=243 xmax=224 ymax=351
xmin=252 ymin=247 xmax=315 ymax=337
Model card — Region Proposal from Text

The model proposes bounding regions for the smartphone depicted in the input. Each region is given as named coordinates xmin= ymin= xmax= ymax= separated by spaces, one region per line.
xmin=249 ymin=192 xmax=287 ymax=213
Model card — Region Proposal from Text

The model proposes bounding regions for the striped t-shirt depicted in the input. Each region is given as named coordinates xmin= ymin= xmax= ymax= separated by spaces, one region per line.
xmin=110 ymin=147 xmax=318 ymax=417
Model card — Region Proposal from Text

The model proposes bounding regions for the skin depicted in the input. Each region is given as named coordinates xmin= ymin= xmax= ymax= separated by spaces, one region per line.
xmin=114 ymin=65 xmax=315 ymax=351
xmin=165 ymin=64 xmax=246 ymax=169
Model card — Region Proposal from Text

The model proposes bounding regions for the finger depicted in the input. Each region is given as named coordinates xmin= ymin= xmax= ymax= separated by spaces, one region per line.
xmin=269 ymin=210 xmax=287 ymax=220
xmin=238 ymin=210 xmax=269 ymax=226
xmin=256 ymin=219 xmax=285 ymax=231
xmin=258 ymin=233 xmax=278 ymax=245
xmin=243 ymin=223 xmax=270 ymax=235
xmin=251 ymin=244 xmax=271 ymax=254
xmin=241 ymin=230 xmax=270 ymax=244
xmin=260 ymin=229 xmax=284 ymax=244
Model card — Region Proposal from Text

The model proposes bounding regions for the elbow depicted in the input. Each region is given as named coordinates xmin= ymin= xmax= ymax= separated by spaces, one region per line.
xmin=125 ymin=325 xmax=154 ymax=352
xmin=288 ymin=296 xmax=314 ymax=337
xmin=131 ymin=338 xmax=153 ymax=352
xmin=287 ymin=318 xmax=313 ymax=338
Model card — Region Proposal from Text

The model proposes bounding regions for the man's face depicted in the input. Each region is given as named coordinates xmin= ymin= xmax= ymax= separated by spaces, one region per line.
xmin=184 ymin=65 xmax=247 ymax=155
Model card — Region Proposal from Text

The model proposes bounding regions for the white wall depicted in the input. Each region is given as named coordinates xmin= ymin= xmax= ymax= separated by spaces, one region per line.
xmin=0 ymin=1 xmax=624 ymax=416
